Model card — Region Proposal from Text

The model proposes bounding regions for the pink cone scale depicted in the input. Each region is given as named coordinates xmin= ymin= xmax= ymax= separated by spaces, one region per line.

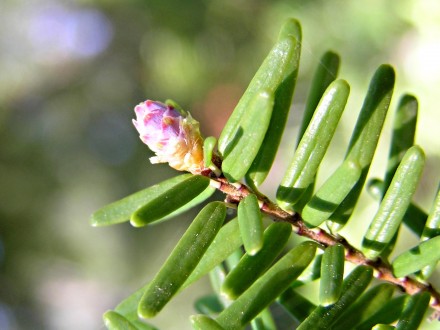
xmin=133 ymin=100 xmax=205 ymax=173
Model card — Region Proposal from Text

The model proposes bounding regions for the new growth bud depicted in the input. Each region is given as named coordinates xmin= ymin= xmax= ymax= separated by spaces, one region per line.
xmin=133 ymin=100 xmax=205 ymax=173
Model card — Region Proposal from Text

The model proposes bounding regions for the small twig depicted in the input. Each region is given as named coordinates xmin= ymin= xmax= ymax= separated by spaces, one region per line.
xmin=205 ymin=171 xmax=440 ymax=316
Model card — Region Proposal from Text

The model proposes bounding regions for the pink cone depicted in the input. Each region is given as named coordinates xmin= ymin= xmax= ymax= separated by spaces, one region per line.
xmin=133 ymin=100 xmax=205 ymax=173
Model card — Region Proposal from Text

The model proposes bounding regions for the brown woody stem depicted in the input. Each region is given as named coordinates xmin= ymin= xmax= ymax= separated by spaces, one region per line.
xmin=204 ymin=171 xmax=440 ymax=317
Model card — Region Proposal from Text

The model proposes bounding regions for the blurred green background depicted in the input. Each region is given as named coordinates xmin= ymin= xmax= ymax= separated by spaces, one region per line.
xmin=1 ymin=0 xmax=439 ymax=329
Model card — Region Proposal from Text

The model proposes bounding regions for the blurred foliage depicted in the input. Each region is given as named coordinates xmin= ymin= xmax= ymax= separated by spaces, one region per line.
xmin=0 ymin=0 xmax=439 ymax=329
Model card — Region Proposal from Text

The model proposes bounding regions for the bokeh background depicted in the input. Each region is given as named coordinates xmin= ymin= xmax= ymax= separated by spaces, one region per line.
xmin=1 ymin=0 xmax=439 ymax=329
